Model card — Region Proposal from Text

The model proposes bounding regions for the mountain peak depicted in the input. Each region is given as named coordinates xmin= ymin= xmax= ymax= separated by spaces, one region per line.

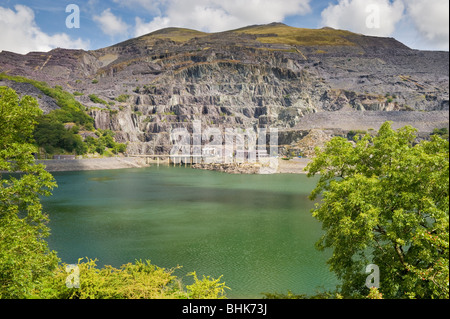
xmin=320 ymin=26 xmax=335 ymax=30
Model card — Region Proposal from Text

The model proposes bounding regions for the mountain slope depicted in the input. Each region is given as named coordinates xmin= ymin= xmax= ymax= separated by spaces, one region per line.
xmin=0 ymin=23 xmax=448 ymax=155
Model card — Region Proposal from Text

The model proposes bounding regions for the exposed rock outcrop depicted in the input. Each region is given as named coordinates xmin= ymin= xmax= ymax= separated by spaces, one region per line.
xmin=1 ymin=23 xmax=448 ymax=155
xmin=192 ymin=163 xmax=261 ymax=174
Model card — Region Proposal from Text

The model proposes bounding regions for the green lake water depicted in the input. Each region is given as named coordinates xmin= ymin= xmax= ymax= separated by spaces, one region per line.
xmin=42 ymin=166 xmax=338 ymax=298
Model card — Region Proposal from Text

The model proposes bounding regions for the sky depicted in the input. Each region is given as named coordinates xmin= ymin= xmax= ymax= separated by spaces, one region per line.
xmin=0 ymin=0 xmax=448 ymax=54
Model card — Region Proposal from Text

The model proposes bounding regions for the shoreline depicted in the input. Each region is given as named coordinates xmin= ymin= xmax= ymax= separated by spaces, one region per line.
xmin=192 ymin=158 xmax=310 ymax=174
xmin=29 ymin=157 xmax=311 ymax=174
xmin=276 ymin=158 xmax=311 ymax=174
xmin=36 ymin=157 xmax=149 ymax=172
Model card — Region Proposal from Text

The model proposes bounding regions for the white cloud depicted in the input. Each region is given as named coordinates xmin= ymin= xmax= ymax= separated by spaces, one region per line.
xmin=320 ymin=0 xmax=404 ymax=37
xmin=133 ymin=0 xmax=311 ymax=37
xmin=406 ymin=0 xmax=449 ymax=50
xmin=135 ymin=16 xmax=171 ymax=37
xmin=93 ymin=8 xmax=130 ymax=37
xmin=0 ymin=5 xmax=89 ymax=54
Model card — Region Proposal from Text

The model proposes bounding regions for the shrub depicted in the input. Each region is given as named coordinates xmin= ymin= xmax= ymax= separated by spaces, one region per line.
xmin=34 ymin=259 xmax=229 ymax=299
xmin=115 ymin=94 xmax=130 ymax=103
xmin=432 ymin=128 xmax=449 ymax=140
xmin=88 ymin=94 xmax=109 ymax=106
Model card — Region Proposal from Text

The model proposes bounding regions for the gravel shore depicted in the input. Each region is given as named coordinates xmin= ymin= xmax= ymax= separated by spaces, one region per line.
xmin=33 ymin=157 xmax=311 ymax=175
xmin=191 ymin=158 xmax=311 ymax=174
xmin=36 ymin=157 xmax=149 ymax=172
xmin=276 ymin=158 xmax=311 ymax=174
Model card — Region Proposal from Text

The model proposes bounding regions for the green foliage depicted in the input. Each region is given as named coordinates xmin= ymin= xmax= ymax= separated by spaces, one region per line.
xmin=1 ymin=87 xmax=226 ymax=300
xmin=113 ymin=143 xmax=127 ymax=155
xmin=88 ymin=94 xmax=109 ymax=106
xmin=0 ymin=73 xmax=93 ymax=126
xmin=0 ymin=74 xmax=113 ymax=156
xmin=385 ymin=93 xmax=397 ymax=104
xmin=262 ymin=290 xmax=343 ymax=299
xmin=186 ymin=271 xmax=229 ymax=299
xmin=367 ymin=287 xmax=383 ymax=299
xmin=262 ymin=291 xmax=309 ymax=299
xmin=0 ymin=87 xmax=59 ymax=299
xmin=34 ymin=118 xmax=86 ymax=155
xmin=306 ymin=122 xmax=449 ymax=299
xmin=347 ymin=129 xmax=368 ymax=140
xmin=115 ymin=94 xmax=130 ymax=103
xmin=33 ymin=258 xmax=228 ymax=299
xmin=84 ymin=130 xmax=127 ymax=155
xmin=432 ymin=127 xmax=449 ymax=140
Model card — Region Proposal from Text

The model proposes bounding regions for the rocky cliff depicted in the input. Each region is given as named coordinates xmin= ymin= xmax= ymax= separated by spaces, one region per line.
xmin=1 ymin=23 xmax=448 ymax=155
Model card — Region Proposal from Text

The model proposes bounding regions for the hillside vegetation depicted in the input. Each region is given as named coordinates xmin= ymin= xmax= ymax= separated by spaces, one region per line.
xmin=0 ymin=74 xmax=127 ymax=157
xmin=233 ymin=23 xmax=357 ymax=46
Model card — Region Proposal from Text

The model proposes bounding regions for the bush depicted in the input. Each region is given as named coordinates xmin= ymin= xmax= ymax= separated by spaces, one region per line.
xmin=113 ymin=143 xmax=127 ymax=154
xmin=115 ymin=94 xmax=130 ymax=103
xmin=89 ymin=94 xmax=109 ymax=106
xmin=432 ymin=128 xmax=449 ymax=140
xmin=83 ymin=130 xmax=127 ymax=155
xmin=33 ymin=258 xmax=229 ymax=299
xmin=186 ymin=271 xmax=229 ymax=299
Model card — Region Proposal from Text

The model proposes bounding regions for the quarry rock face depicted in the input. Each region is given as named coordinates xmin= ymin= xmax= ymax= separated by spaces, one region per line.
xmin=1 ymin=23 xmax=448 ymax=155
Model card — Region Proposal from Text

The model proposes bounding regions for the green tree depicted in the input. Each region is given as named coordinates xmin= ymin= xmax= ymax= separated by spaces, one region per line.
xmin=34 ymin=118 xmax=86 ymax=155
xmin=0 ymin=87 xmax=223 ymax=300
xmin=112 ymin=143 xmax=127 ymax=155
xmin=306 ymin=122 xmax=449 ymax=299
xmin=0 ymin=87 xmax=59 ymax=298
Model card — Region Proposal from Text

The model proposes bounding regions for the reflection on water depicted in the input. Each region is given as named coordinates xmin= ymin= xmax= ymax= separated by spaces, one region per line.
xmin=43 ymin=166 xmax=338 ymax=298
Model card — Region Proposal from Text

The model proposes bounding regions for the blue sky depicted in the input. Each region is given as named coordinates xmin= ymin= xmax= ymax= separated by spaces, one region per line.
xmin=0 ymin=0 xmax=448 ymax=54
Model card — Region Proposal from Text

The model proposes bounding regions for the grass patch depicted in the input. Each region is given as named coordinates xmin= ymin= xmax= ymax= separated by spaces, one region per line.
xmin=115 ymin=94 xmax=130 ymax=103
xmin=136 ymin=27 xmax=208 ymax=43
xmin=89 ymin=94 xmax=109 ymax=106
xmin=233 ymin=24 xmax=357 ymax=47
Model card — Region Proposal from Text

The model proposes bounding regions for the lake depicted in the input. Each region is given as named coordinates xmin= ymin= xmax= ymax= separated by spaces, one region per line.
xmin=42 ymin=166 xmax=338 ymax=298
